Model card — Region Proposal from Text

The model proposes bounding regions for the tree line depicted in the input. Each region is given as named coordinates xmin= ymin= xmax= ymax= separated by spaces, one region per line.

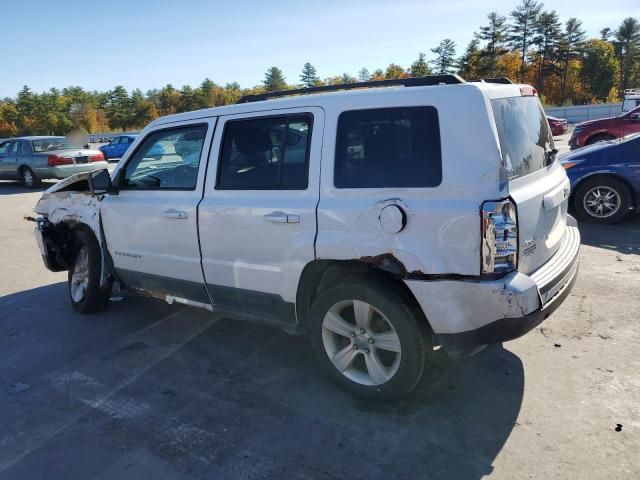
xmin=0 ymin=1 xmax=638 ymax=137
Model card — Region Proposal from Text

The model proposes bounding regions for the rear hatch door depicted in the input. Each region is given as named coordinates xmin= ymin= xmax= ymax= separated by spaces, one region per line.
xmin=491 ymin=95 xmax=570 ymax=274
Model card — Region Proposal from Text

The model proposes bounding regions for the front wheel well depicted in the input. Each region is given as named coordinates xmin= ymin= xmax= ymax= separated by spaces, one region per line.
xmin=571 ymin=173 xmax=636 ymax=208
xmin=295 ymin=259 xmax=432 ymax=334
xmin=585 ymin=132 xmax=616 ymax=145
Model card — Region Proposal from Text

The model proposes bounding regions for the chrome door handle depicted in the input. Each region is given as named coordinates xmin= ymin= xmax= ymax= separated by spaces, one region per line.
xmin=263 ymin=211 xmax=300 ymax=224
xmin=160 ymin=209 xmax=188 ymax=219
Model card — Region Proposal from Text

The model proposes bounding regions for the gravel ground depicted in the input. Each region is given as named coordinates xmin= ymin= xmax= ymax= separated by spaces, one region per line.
xmin=0 ymin=161 xmax=638 ymax=479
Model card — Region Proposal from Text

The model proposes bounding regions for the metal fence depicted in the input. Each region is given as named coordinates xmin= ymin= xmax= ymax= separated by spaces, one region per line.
xmin=544 ymin=103 xmax=623 ymax=124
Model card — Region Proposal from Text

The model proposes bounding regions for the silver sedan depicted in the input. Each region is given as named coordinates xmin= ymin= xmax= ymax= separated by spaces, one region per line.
xmin=0 ymin=136 xmax=108 ymax=188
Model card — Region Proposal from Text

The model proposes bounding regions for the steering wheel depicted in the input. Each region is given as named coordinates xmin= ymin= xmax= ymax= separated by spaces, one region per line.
xmin=168 ymin=164 xmax=197 ymax=187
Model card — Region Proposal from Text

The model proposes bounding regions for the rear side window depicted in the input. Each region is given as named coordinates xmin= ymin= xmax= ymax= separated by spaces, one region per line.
xmin=334 ymin=107 xmax=442 ymax=188
xmin=217 ymin=114 xmax=313 ymax=190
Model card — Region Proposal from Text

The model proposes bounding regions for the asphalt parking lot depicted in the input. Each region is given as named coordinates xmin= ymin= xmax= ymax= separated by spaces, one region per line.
xmin=1 ymin=141 xmax=639 ymax=478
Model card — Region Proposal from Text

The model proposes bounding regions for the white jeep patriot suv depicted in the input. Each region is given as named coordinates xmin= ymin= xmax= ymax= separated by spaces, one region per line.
xmin=32 ymin=75 xmax=580 ymax=399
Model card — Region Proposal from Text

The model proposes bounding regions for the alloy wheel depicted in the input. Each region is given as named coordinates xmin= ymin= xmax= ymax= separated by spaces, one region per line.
xmin=70 ymin=247 xmax=90 ymax=302
xmin=321 ymin=299 xmax=401 ymax=386
xmin=583 ymin=186 xmax=621 ymax=219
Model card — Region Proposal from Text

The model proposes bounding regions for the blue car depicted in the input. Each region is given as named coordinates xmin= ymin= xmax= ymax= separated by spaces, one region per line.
xmin=560 ymin=133 xmax=640 ymax=224
xmin=99 ymin=134 xmax=165 ymax=161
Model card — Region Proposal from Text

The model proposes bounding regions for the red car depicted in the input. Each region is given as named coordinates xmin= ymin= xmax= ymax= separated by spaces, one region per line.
xmin=570 ymin=105 xmax=640 ymax=149
xmin=547 ymin=116 xmax=568 ymax=136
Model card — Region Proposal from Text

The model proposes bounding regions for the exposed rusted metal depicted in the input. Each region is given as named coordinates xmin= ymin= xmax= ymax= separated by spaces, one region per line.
xmin=358 ymin=253 xmax=407 ymax=277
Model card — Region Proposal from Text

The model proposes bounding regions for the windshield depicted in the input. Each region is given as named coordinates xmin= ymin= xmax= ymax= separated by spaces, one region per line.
xmin=32 ymin=137 xmax=74 ymax=152
xmin=491 ymin=96 xmax=554 ymax=180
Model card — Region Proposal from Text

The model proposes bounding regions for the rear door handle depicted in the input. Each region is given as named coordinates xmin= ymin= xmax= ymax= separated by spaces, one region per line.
xmin=160 ymin=209 xmax=188 ymax=219
xmin=263 ymin=211 xmax=300 ymax=224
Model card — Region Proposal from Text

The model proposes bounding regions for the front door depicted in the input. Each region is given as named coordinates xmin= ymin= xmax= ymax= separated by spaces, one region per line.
xmin=101 ymin=119 xmax=216 ymax=304
xmin=198 ymin=107 xmax=323 ymax=322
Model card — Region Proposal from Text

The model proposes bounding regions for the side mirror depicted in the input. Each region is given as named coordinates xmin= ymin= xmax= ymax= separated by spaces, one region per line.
xmin=89 ymin=169 xmax=112 ymax=195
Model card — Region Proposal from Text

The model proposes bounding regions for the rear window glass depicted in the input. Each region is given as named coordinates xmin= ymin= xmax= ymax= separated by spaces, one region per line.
xmin=32 ymin=137 xmax=74 ymax=152
xmin=334 ymin=107 xmax=442 ymax=188
xmin=491 ymin=96 xmax=554 ymax=180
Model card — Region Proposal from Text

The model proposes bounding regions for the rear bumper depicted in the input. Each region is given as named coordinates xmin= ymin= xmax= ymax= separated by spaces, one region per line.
xmin=405 ymin=216 xmax=581 ymax=358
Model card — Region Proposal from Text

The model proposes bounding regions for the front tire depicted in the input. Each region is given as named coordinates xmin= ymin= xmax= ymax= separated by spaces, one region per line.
xmin=309 ymin=276 xmax=431 ymax=400
xmin=68 ymin=230 xmax=112 ymax=313
xmin=574 ymin=176 xmax=631 ymax=224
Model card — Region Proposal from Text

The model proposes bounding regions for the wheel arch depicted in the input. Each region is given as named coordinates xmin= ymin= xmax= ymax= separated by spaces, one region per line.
xmin=295 ymin=259 xmax=433 ymax=335
xmin=584 ymin=131 xmax=616 ymax=145
xmin=571 ymin=172 xmax=636 ymax=208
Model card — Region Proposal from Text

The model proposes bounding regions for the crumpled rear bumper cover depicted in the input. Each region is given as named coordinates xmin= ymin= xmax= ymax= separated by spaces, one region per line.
xmin=405 ymin=216 xmax=581 ymax=358
xmin=437 ymin=257 xmax=579 ymax=357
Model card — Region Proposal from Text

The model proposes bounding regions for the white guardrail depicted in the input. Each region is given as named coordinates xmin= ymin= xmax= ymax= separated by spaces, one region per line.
xmin=544 ymin=103 xmax=623 ymax=124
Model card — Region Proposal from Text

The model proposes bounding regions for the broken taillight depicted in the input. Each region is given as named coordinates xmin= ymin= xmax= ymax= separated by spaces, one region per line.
xmin=481 ymin=199 xmax=518 ymax=275
xmin=47 ymin=154 xmax=74 ymax=166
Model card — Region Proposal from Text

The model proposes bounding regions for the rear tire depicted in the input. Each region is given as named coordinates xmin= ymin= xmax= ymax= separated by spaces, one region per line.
xmin=68 ymin=230 xmax=112 ymax=313
xmin=20 ymin=167 xmax=40 ymax=189
xmin=585 ymin=133 xmax=615 ymax=146
xmin=574 ymin=176 xmax=631 ymax=224
xmin=309 ymin=275 xmax=431 ymax=400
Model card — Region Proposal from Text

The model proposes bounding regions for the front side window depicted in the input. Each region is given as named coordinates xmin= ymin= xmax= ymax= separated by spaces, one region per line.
xmin=0 ymin=141 xmax=11 ymax=155
xmin=217 ymin=114 xmax=313 ymax=190
xmin=121 ymin=125 xmax=207 ymax=190
xmin=334 ymin=107 xmax=442 ymax=188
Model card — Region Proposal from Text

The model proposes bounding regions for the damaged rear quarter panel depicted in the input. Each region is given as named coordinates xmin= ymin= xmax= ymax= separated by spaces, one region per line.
xmin=315 ymin=88 xmax=506 ymax=276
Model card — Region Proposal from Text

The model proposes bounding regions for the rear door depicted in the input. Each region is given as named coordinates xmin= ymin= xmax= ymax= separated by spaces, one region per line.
xmin=4 ymin=140 xmax=23 ymax=179
xmin=0 ymin=140 xmax=12 ymax=178
xmin=491 ymin=94 xmax=570 ymax=273
xmin=101 ymin=119 xmax=216 ymax=303
xmin=198 ymin=107 xmax=323 ymax=322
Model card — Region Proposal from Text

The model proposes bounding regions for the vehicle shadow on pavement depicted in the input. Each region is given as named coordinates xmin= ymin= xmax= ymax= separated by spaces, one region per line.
xmin=0 ymin=283 xmax=523 ymax=480
xmin=578 ymin=213 xmax=640 ymax=255
xmin=0 ymin=180 xmax=56 ymax=195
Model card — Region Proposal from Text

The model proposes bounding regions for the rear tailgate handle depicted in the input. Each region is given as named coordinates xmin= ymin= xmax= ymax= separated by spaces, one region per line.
xmin=543 ymin=180 xmax=571 ymax=210
xmin=263 ymin=211 xmax=300 ymax=224
xmin=160 ymin=209 xmax=188 ymax=219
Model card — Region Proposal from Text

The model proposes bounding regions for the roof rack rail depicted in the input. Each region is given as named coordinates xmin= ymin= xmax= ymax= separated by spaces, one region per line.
xmin=239 ymin=74 xmax=466 ymax=103
xmin=469 ymin=77 xmax=514 ymax=84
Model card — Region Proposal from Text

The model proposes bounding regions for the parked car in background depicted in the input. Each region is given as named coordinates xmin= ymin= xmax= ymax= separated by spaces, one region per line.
xmin=547 ymin=116 xmax=568 ymax=136
xmin=32 ymin=76 xmax=580 ymax=399
xmin=561 ymin=133 xmax=640 ymax=223
xmin=569 ymin=105 xmax=640 ymax=149
xmin=100 ymin=134 xmax=164 ymax=161
xmin=622 ymin=88 xmax=640 ymax=113
xmin=0 ymin=136 xmax=108 ymax=188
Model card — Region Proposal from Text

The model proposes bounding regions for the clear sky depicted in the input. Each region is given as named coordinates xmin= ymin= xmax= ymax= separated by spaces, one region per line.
xmin=1 ymin=0 xmax=636 ymax=97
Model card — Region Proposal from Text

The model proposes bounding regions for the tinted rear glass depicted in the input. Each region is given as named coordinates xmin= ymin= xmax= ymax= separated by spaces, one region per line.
xmin=491 ymin=96 xmax=554 ymax=180
xmin=32 ymin=137 xmax=73 ymax=152
xmin=334 ymin=107 xmax=442 ymax=188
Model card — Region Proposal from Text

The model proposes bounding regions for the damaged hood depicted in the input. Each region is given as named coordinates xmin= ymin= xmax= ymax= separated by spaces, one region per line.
xmin=43 ymin=171 xmax=93 ymax=195
xmin=33 ymin=172 xmax=100 ymax=233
